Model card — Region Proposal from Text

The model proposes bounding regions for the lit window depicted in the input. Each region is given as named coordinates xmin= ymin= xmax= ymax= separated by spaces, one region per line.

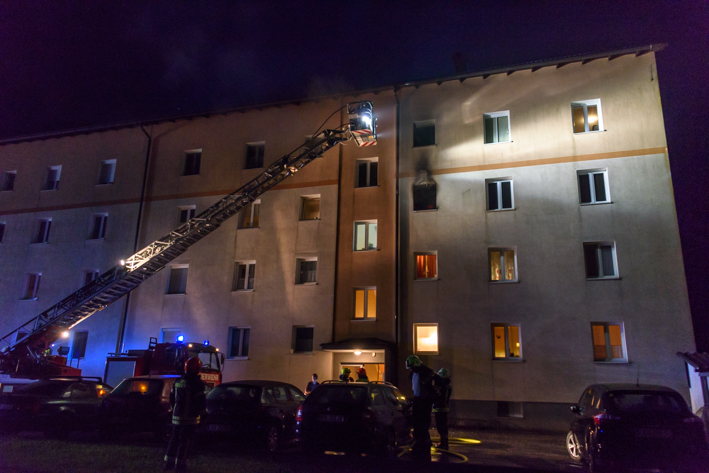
xmin=296 ymin=258 xmax=317 ymax=285
xmin=239 ymin=199 xmax=260 ymax=229
xmin=70 ymin=331 xmax=89 ymax=359
xmin=413 ymin=170 xmax=437 ymax=211
xmin=1 ymin=171 xmax=16 ymax=191
xmin=484 ymin=111 xmax=510 ymax=144
xmin=167 ymin=265 xmax=188 ymax=294
xmin=572 ymin=99 xmax=603 ymax=133
xmin=583 ymin=242 xmax=618 ymax=279
xmin=415 ymin=252 xmax=437 ymax=280
xmin=245 ymin=143 xmax=265 ymax=169
xmin=354 ymin=288 xmax=376 ymax=319
xmin=178 ymin=206 xmax=196 ymax=224
xmin=183 ymin=150 xmax=201 ymax=176
xmin=89 ymin=214 xmax=108 ymax=240
xmin=232 ymin=262 xmax=256 ymax=291
xmin=353 ymin=221 xmax=377 ymax=251
xmin=83 ymin=270 xmax=98 ymax=287
xmin=491 ymin=324 xmax=522 ymax=359
xmin=293 ymin=326 xmax=314 ymax=353
xmin=43 ymin=166 xmax=61 ymax=191
xmin=486 ymin=179 xmax=514 ymax=211
xmin=489 ymin=248 xmax=517 ymax=282
xmin=413 ymin=121 xmax=435 ymax=147
xmin=228 ymin=327 xmax=250 ymax=358
xmin=98 ymin=160 xmax=116 ymax=185
xmin=414 ymin=323 xmax=438 ymax=355
xmin=34 ymin=219 xmax=51 ymax=244
xmin=355 ymin=158 xmax=378 ymax=188
xmin=578 ymin=169 xmax=610 ymax=204
xmin=301 ymin=196 xmax=321 ymax=220
xmin=591 ymin=323 xmax=626 ymax=361
xmin=22 ymin=273 xmax=41 ymax=300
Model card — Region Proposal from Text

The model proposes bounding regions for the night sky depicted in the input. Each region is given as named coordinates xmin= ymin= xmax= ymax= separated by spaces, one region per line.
xmin=1 ymin=1 xmax=708 ymax=348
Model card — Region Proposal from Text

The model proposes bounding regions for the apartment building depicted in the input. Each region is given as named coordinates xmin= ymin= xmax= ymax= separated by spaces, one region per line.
xmin=0 ymin=44 xmax=694 ymax=429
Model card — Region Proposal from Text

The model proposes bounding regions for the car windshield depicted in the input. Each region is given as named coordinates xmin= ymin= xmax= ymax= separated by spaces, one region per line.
xmin=605 ymin=391 xmax=689 ymax=414
xmin=110 ymin=379 xmax=163 ymax=397
xmin=207 ymin=384 xmax=260 ymax=402
xmin=16 ymin=381 xmax=71 ymax=397
xmin=306 ymin=385 xmax=369 ymax=405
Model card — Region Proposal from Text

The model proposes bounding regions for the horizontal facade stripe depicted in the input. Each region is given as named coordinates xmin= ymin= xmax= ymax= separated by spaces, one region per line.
xmin=398 ymin=147 xmax=667 ymax=178
xmin=0 ymin=179 xmax=339 ymax=216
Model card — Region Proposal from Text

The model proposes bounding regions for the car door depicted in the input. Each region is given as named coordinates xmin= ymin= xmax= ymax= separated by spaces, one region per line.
xmin=382 ymin=386 xmax=411 ymax=444
xmin=571 ymin=387 xmax=594 ymax=457
xmin=272 ymin=385 xmax=296 ymax=435
xmin=369 ymin=386 xmax=392 ymax=440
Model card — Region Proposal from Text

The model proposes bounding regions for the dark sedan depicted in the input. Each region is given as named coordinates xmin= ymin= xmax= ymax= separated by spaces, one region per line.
xmin=0 ymin=377 xmax=112 ymax=436
xmin=296 ymin=381 xmax=412 ymax=456
xmin=202 ymin=380 xmax=305 ymax=452
xmin=566 ymin=383 xmax=709 ymax=472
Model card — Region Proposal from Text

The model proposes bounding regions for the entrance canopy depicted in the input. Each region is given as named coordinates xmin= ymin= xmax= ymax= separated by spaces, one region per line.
xmin=320 ymin=337 xmax=394 ymax=355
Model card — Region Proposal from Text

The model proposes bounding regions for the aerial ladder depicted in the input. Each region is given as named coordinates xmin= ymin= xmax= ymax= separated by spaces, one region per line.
xmin=0 ymin=101 xmax=377 ymax=379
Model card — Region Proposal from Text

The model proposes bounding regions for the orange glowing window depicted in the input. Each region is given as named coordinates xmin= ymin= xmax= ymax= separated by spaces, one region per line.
xmin=415 ymin=253 xmax=437 ymax=280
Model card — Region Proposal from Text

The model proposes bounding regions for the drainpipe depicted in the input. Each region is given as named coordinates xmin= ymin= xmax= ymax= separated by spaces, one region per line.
xmin=394 ymin=87 xmax=401 ymax=387
xmin=115 ymin=124 xmax=152 ymax=354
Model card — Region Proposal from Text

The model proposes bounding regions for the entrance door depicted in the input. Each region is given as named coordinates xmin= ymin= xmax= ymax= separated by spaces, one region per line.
xmin=341 ymin=363 xmax=385 ymax=382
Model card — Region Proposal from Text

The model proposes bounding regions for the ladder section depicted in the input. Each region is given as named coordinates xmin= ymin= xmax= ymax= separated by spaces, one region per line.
xmin=0 ymin=128 xmax=349 ymax=364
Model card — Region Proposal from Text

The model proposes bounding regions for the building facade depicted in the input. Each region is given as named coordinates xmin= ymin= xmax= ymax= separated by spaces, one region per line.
xmin=0 ymin=45 xmax=695 ymax=429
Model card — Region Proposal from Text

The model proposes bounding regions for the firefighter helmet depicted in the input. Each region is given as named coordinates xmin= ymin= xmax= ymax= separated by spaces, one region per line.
xmin=356 ymin=367 xmax=367 ymax=378
xmin=405 ymin=355 xmax=422 ymax=369
xmin=185 ymin=356 xmax=203 ymax=375
xmin=438 ymin=368 xmax=450 ymax=379
xmin=341 ymin=367 xmax=351 ymax=376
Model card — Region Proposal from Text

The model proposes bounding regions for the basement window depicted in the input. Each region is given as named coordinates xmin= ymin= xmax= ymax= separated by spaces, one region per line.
xmin=497 ymin=401 xmax=523 ymax=418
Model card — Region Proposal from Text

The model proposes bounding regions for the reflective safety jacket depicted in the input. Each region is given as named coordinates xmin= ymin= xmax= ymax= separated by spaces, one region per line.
xmin=170 ymin=374 xmax=207 ymax=425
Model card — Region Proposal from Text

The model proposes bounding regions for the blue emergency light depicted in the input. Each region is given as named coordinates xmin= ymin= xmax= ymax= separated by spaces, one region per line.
xmin=203 ymin=340 xmax=209 ymax=346
xmin=176 ymin=335 xmax=184 ymax=343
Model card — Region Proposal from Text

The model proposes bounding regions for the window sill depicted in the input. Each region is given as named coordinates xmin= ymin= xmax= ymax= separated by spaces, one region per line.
xmin=40 ymin=189 xmax=57 ymax=192
xmin=354 ymin=185 xmax=380 ymax=190
xmin=291 ymin=351 xmax=314 ymax=355
xmin=30 ymin=242 xmax=49 ymax=245
xmin=415 ymin=351 xmax=439 ymax=356
xmin=20 ymin=298 xmax=38 ymax=301
xmin=95 ymin=183 xmax=114 ymax=187
xmin=354 ymin=249 xmax=378 ymax=253
xmin=413 ymin=144 xmax=436 ymax=149
xmin=586 ymin=277 xmax=621 ymax=281
xmin=299 ymin=218 xmax=321 ymax=222
xmin=573 ymin=130 xmax=606 ymax=135
xmin=351 ymin=318 xmax=376 ymax=322
xmin=487 ymin=208 xmax=516 ymax=213
xmin=0 ymin=189 xmax=14 ymax=192
xmin=227 ymin=356 xmax=249 ymax=361
xmin=181 ymin=174 xmax=200 ymax=177
xmin=296 ymin=282 xmax=318 ymax=286
xmin=86 ymin=238 xmax=105 ymax=242
xmin=414 ymin=278 xmax=439 ymax=282
xmin=484 ymin=141 xmax=513 ymax=146
xmin=165 ymin=293 xmax=186 ymax=296
xmin=238 ymin=227 xmax=259 ymax=230
xmin=489 ymin=280 xmax=519 ymax=284
xmin=493 ymin=358 xmax=524 ymax=362
xmin=413 ymin=208 xmax=438 ymax=213
xmin=244 ymin=166 xmax=264 ymax=171
xmin=579 ymin=201 xmax=613 ymax=206
xmin=232 ymin=289 xmax=254 ymax=293
xmin=594 ymin=360 xmax=629 ymax=364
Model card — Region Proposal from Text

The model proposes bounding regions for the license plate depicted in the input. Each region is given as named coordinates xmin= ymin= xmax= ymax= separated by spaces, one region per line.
xmin=0 ymin=404 xmax=12 ymax=410
xmin=208 ymin=424 xmax=231 ymax=432
xmin=635 ymin=428 xmax=672 ymax=438
xmin=318 ymin=414 xmax=345 ymax=423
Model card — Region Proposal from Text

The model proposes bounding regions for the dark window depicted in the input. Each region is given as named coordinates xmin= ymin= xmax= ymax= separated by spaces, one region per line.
xmin=413 ymin=170 xmax=436 ymax=211
xmin=167 ymin=267 xmax=188 ymax=294
xmin=83 ymin=271 xmax=98 ymax=286
xmin=355 ymin=160 xmax=378 ymax=188
xmin=294 ymin=327 xmax=313 ymax=353
xmin=301 ymin=197 xmax=320 ymax=220
xmin=584 ymin=243 xmax=616 ymax=279
xmin=228 ymin=327 xmax=250 ymax=358
xmin=179 ymin=207 xmax=195 ymax=224
xmin=245 ymin=143 xmax=265 ymax=169
xmin=183 ymin=151 xmax=201 ymax=176
xmin=232 ymin=262 xmax=255 ymax=290
xmin=70 ymin=331 xmax=89 ymax=359
xmin=98 ymin=160 xmax=116 ymax=184
xmin=497 ymin=401 xmax=523 ymax=418
xmin=35 ymin=219 xmax=51 ymax=243
xmin=578 ymin=171 xmax=609 ymax=204
xmin=413 ymin=122 xmax=435 ymax=147
xmin=22 ymin=274 xmax=41 ymax=300
xmin=44 ymin=167 xmax=61 ymax=190
xmin=1 ymin=171 xmax=16 ymax=191
xmin=484 ymin=113 xmax=510 ymax=144
xmin=0 ymin=223 xmax=5 ymax=242
xmin=89 ymin=214 xmax=107 ymax=240
xmin=296 ymin=260 xmax=317 ymax=284
xmin=487 ymin=180 xmax=513 ymax=210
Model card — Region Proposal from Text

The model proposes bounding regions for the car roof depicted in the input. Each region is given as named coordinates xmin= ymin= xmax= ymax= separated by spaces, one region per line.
xmin=218 ymin=380 xmax=297 ymax=388
xmin=127 ymin=375 xmax=180 ymax=380
xmin=587 ymin=383 xmax=680 ymax=394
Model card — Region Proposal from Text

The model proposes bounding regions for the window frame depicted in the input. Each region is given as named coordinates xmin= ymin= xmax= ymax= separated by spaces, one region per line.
xmin=178 ymin=205 xmax=196 ymax=224
xmin=88 ymin=213 xmax=108 ymax=240
xmin=491 ymin=323 xmax=523 ymax=361
xmin=590 ymin=322 xmax=627 ymax=362
xmin=245 ymin=142 xmax=265 ymax=169
xmin=97 ymin=159 xmax=116 ymax=185
xmin=486 ymin=178 xmax=514 ymax=211
xmin=21 ymin=273 xmax=41 ymax=300
xmin=413 ymin=120 xmax=436 ymax=148
xmin=239 ymin=199 xmax=261 ymax=229
xmin=355 ymin=158 xmax=378 ymax=188
xmin=353 ymin=220 xmax=377 ymax=251
xmin=1 ymin=171 xmax=16 ymax=191
xmin=43 ymin=165 xmax=62 ymax=191
xmin=183 ymin=149 xmax=202 ymax=176
xmin=583 ymin=241 xmax=619 ymax=280
xmin=227 ymin=326 xmax=250 ymax=359
xmin=232 ymin=261 xmax=256 ymax=291
xmin=300 ymin=195 xmax=321 ymax=220
xmin=295 ymin=257 xmax=317 ymax=285
xmin=577 ymin=169 xmax=611 ymax=205
xmin=483 ymin=110 xmax=511 ymax=144
xmin=166 ymin=264 xmax=189 ymax=295
xmin=82 ymin=270 xmax=99 ymax=287
xmin=292 ymin=326 xmax=314 ymax=354
xmin=413 ymin=323 xmax=439 ymax=355
xmin=414 ymin=251 xmax=438 ymax=281
xmin=34 ymin=218 xmax=52 ymax=244
xmin=571 ymin=98 xmax=604 ymax=134
xmin=353 ymin=287 xmax=377 ymax=320
xmin=488 ymin=247 xmax=518 ymax=283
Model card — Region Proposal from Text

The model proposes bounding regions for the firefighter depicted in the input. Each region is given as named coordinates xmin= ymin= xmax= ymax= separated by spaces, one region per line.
xmin=164 ymin=356 xmax=206 ymax=472
xmin=339 ymin=367 xmax=353 ymax=383
xmin=405 ymin=355 xmax=440 ymax=461
xmin=355 ymin=367 xmax=369 ymax=382
xmin=433 ymin=368 xmax=452 ymax=451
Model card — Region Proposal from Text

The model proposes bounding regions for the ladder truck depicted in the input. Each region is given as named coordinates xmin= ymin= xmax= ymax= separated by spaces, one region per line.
xmin=0 ymin=101 xmax=377 ymax=381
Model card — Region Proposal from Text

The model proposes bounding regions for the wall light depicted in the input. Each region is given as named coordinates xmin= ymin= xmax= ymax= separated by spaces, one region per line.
xmin=354 ymin=351 xmax=362 ymax=356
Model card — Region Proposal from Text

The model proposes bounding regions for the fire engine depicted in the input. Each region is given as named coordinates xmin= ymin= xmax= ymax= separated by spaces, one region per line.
xmin=0 ymin=102 xmax=377 ymax=382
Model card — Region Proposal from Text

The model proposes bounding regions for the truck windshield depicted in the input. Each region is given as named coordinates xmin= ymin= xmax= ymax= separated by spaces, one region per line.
xmin=190 ymin=351 xmax=219 ymax=371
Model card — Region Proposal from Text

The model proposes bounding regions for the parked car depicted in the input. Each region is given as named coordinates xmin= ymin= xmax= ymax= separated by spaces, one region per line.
xmin=0 ymin=377 xmax=112 ymax=436
xmin=99 ymin=374 xmax=179 ymax=439
xmin=202 ymin=380 xmax=305 ymax=452
xmin=296 ymin=381 xmax=412 ymax=455
xmin=566 ymin=383 xmax=709 ymax=472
